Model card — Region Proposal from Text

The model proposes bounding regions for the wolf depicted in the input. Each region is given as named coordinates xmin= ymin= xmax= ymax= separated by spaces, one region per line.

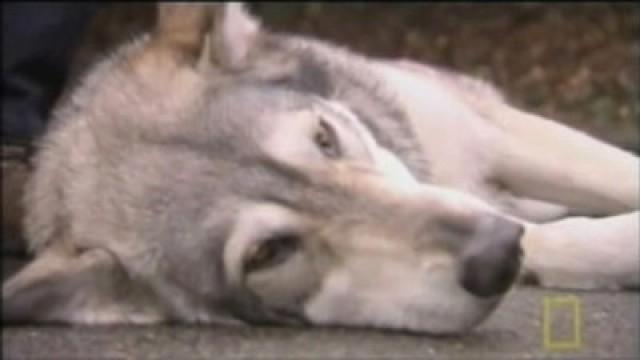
xmin=2 ymin=3 xmax=638 ymax=335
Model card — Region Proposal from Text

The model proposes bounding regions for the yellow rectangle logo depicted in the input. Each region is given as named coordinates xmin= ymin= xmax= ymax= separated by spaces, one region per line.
xmin=542 ymin=295 xmax=582 ymax=351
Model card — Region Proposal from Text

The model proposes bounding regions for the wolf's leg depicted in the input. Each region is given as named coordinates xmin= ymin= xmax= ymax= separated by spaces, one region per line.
xmin=499 ymin=194 xmax=569 ymax=223
xmin=486 ymin=105 xmax=638 ymax=216
xmin=518 ymin=211 xmax=639 ymax=289
xmin=388 ymin=60 xmax=638 ymax=290
xmin=392 ymin=59 xmax=638 ymax=216
xmin=491 ymin=109 xmax=639 ymax=288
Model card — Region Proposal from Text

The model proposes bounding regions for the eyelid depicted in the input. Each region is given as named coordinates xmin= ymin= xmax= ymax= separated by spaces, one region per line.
xmin=245 ymin=227 xmax=299 ymax=260
xmin=243 ymin=231 xmax=301 ymax=273
xmin=317 ymin=116 xmax=341 ymax=158
xmin=313 ymin=100 xmax=376 ymax=162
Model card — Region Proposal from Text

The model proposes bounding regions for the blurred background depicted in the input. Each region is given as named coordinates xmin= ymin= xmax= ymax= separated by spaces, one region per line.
xmin=71 ymin=2 xmax=639 ymax=151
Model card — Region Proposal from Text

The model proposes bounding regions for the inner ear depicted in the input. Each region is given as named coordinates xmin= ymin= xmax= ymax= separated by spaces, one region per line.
xmin=153 ymin=3 xmax=212 ymax=62
xmin=2 ymin=247 xmax=165 ymax=325
xmin=152 ymin=3 xmax=261 ymax=70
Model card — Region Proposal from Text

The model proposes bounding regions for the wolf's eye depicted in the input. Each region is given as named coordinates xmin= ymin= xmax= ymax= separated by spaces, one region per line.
xmin=314 ymin=119 xmax=340 ymax=158
xmin=245 ymin=234 xmax=300 ymax=273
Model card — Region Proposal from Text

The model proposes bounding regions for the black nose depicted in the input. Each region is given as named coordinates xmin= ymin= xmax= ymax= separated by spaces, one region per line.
xmin=458 ymin=215 xmax=524 ymax=297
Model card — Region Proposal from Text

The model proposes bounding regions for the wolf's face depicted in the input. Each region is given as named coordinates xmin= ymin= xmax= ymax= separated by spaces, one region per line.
xmin=3 ymin=4 xmax=523 ymax=335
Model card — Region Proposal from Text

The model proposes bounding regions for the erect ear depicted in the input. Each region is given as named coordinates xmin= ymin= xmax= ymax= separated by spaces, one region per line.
xmin=2 ymin=247 xmax=166 ymax=325
xmin=153 ymin=2 xmax=261 ymax=70
xmin=153 ymin=3 xmax=212 ymax=64
xmin=210 ymin=2 xmax=261 ymax=70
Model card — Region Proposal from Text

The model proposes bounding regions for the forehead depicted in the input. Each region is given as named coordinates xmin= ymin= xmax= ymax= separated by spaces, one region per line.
xmin=200 ymin=83 xmax=316 ymax=138
xmin=85 ymin=44 xmax=367 ymax=217
xmin=121 ymin=98 xmax=360 ymax=221
xmin=112 ymin=83 xmax=320 ymax=191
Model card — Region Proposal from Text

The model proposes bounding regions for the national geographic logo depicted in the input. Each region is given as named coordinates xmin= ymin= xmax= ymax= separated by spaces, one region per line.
xmin=542 ymin=295 xmax=583 ymax=351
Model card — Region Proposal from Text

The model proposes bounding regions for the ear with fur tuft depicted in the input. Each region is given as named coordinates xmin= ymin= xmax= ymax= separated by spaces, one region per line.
xmin=153 ymin=3 xmax=214 ymax=63
xmin=210 ymin=2 xmax=261 ymax=70
xmin=152 ymin=3 xmax=261 ymax=70
xmin=2 ymin=247 xmax=165 ymax=325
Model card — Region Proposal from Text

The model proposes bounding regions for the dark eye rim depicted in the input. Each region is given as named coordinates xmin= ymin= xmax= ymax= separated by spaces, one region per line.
xmin=244 ymin=233 xmax=301 ymax=274
xmin=314 ymin=117 xmax=341 ymax=158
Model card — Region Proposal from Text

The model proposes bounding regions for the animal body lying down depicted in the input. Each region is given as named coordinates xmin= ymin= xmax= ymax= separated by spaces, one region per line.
xmin=3 ymin=3 xmax=638 ymax=335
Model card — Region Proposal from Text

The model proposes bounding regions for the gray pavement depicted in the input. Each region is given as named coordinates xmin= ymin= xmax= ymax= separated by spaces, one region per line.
xmin=3 ymin=289 xmax=638 ymax=359
xmin=2 ymin=259 xmax=639 ymax=359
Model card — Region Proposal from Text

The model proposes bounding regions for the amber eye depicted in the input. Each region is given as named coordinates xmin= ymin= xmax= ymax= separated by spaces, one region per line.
xmin=314 ymin=118 xmax=340 ymax=158
xmin=244 ymin=234 xmax=300 ymax=273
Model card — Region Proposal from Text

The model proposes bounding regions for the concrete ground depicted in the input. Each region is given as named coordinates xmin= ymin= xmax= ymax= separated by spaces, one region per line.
xmin=2 ymin=259 xmax=638 ymax=360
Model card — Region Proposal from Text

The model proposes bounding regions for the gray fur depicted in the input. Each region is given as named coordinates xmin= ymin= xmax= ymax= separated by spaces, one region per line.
xmin=4 ymin=3 xmax=637 ymax=334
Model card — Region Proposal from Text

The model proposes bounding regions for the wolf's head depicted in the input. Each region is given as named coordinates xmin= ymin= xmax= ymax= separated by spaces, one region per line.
xmin=2 ymin=3 xmax=523 ymax=335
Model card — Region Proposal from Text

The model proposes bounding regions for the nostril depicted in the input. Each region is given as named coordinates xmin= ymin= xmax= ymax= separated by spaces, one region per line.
xmin=458 ymin=216 xmax=524 ymax=297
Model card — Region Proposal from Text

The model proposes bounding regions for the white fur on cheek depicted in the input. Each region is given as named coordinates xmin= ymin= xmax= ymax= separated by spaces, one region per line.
xmin=68 ymin=307 xmax=164 ymax=325
xmin=372 ymin=147 xmax=421 ymax=190
xmin=303 ymin=260 xmax=500 ymax=334
xmin=303 ymin=267 xmax=421 ymax=330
